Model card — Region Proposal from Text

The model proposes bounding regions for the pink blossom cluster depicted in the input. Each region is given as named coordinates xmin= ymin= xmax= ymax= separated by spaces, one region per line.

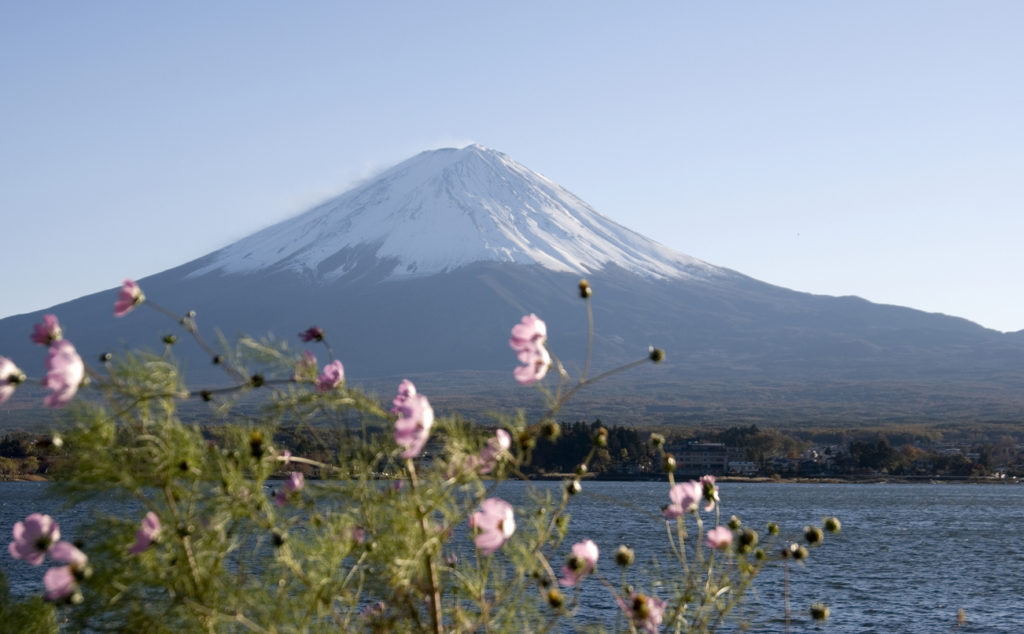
xmin=316 ymin=360 xmax=345 ymax=392
xmin=8 ymin=513 xmax=89 ymax=601
xmin=509 ymin=314 xmax=550 ymax=385
xmin=274 ymin=472 xmax=305 ymax=507
xmin=0 ymin=313 xmax=85 ymax=408
xmin=616 ymin=591 xmax=667 ymax=634
xmin=662 ymin=475 xmax=719 ymax=519
xmin=469 ymin=497 xmax=515 ymax=555
xmin=463 ymin=428 xmax=511 ymax=475
xmin=392 ymin=379 xmax=434 ymax=459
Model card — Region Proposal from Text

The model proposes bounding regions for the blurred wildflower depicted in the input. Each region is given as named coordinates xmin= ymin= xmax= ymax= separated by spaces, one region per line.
xmin=129 ymin=512 xmax=161 ymax=554
xmin=394 ymin=382 xmax=433 ymax=459
xmin=0 ymin=357 xmax=25 ymax=404
xmin=9 ymin=513 xmax=60 ymax=565
xmin=700 ymin=475 xmax=719 ymax=511
xmin=43 ymin=340 xmax=84 ymax=408
xmin=477 ymin=428 xmax=511 ymax=474
xmin=113 ymin=279 xmax=144 ymax=317
xmin=31 ymin=314 xmax=62 ymax=345
xmin=705 ymin=526 xmax=733 ymax=550
xmin=469 ymin=498 xmax=515 ymax=555
xmin=617 ymin=592 xmax=667 ymax=634
xmin=559 ymin=539 xmax=598 ymax=586
xmin=663 ymin=481 xmax=701 ymax=519
xmin=316 ymin=360 xmax=345 ymax=392
xmin=509 ymin=314 xmax=550 ymax=385
xmin=275 ymin=472 xmax=305 ymax=507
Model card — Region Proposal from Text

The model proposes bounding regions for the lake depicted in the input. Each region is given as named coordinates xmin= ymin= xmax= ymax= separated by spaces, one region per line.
xmin=2 ymin=480 xmax=1022 ymax=632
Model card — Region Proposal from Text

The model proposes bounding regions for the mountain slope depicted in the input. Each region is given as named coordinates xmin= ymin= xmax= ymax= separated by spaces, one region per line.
xmin=184 ymin=145 xmax=722 ymax=283
xmin=2 ymin=145 xmax=1024 ymax=427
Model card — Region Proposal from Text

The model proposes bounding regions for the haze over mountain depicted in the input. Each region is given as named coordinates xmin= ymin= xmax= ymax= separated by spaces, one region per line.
xmin=4 ymin=145 xmax=1024 ymax=427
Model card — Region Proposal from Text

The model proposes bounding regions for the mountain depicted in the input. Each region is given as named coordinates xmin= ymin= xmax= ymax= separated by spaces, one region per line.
xmin=3 ymin=145 xmax=1024 ymax=428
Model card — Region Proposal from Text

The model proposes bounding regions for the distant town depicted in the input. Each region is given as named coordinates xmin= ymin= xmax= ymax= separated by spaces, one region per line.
xmin=2 ymin=420 xmax=1020 ymax=482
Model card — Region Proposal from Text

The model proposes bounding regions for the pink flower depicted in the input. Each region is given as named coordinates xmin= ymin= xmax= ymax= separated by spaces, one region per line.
xmin=43 ymin=541 xmax=87 ymax=601
xmin=394 ymin=383 xmax=434 ymax=459
xmin=477 ymin=429 xmax=511 ymax=474
xmin=391 ymin=379 xmax=417 ymax=413
xmin=617 ymin=592 xmax=667 ymax=634
xmin=469 ymin=498 xmax=515 ymax=555
xmin=43 ymin=565 xmax=75 ymax=601
xmin=560 ymin=539 xmax=599 ymax=586
xmin=9 ymin=513 xmax=60 ymax=565
xmin=705 ymin=526 xmax=733 ymax=550
xmin=42 ymin=340 xmax=84 ymax=408
xmin=0 ymin=357 xmax=26 ymax=405
xmin=663 ymin=481 xmax=701 ymax=519
xmin=700 ymin=475 xmax=719 ymax=511
xmin=292 ymin=351 xmax=317 ymax=382
xmin=299 ymin=326 xmax=324 ymax=342
xmin=275 ymin=472 xmax=305 ymax=506
xmin=509 ymin=314 xmax=550 ymax=385
xmin=513 ymin=343 xmax=551 ymax=385
xmin=509 ymin=313 xmax=547 ymax=347
xmin=31 ymin=314 xmax=62 ymax=345
xmin=316 ymin=360 xmax=345 ymax=392
xmin=129 ymin=512 xmax=161 ymax=554
xmin=50 ymin=541 xmax=87 ymax=567
xmin=113 ymin=279 xmax=144 ymax=317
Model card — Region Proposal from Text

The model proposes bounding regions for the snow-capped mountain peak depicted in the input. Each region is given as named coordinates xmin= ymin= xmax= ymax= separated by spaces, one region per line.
xmin=186 ymin=145 xmax=723 ymax=282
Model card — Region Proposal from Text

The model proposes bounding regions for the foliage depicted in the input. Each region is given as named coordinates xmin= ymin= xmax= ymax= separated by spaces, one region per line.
xmin=0 ymin=280 xmax=843 ymax=632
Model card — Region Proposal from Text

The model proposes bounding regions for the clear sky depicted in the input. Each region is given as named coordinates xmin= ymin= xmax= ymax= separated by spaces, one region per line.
xmin=2 ymin=2 xmax=1022 ymax=331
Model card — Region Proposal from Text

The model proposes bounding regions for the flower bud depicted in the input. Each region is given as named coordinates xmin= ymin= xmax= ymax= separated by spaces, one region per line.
xmin=728 ymin=515 xmax=741 ymax=530
xmin=649 ymin=347 xmax=665 ymax=363
xmin=250 ymin=431 xmax=264 ymax=459
xmin=566 ymin=479 xmax=581 ymax=496
xmin=804 ymin=525 xmax=824 ymax=545
xmin=575 ymin=463 xmax=588 ymax=476
xmin=810 ymin=603 xmax=830 ymax=622
xmin=547 ymin=588 xmax=564 ymax=608
xmin=766 ymin=521 xmax=779 ymax=536
xmin=99 ymin=352 xmax=112 ymax=363
xmin=541 ymin=420 xmax=561 ymax=441
xmin=593 ymin=427 xmax=608 ymax=448
xmin=649 ymin=433 xmax=665 ymax=448
xmin=578 ymin=279 xmax=592 ymax=299
xmin=200 ymin=390 xmax=212 ymax=402
xmin=736 ymin=528 xmax=759 ymax=554
xmin=823 ymin=516 xmax=841 ymax=533
xmin=615 ymin=545 xmax=635 ymax=567
xmin=787 ymin=543 xmax=808 ymax=560
xmin=162 ymin=334 xmax=177 ymax=345
xmin=250 ymin=374 xmax=264 ymax=388
xmin=518 ymin=431 xmax=536 ymax=452
xmin=662 ymin=453 xmax=676 ymax=473
xmin=272 ymin=530 xmax=286 ymax=547
xmin=754 ymin=548 xmax=766 ymax=560
xmin=212 ymin=355 xmax=223 ymax=365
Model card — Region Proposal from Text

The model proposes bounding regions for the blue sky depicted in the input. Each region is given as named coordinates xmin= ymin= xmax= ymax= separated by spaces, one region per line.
xmin=2 ymin=2 xmax=1023 ymax=331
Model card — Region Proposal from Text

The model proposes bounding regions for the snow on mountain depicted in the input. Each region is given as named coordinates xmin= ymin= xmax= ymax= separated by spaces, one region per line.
xmin=185 ymin=144 xmax=726 ymax=282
